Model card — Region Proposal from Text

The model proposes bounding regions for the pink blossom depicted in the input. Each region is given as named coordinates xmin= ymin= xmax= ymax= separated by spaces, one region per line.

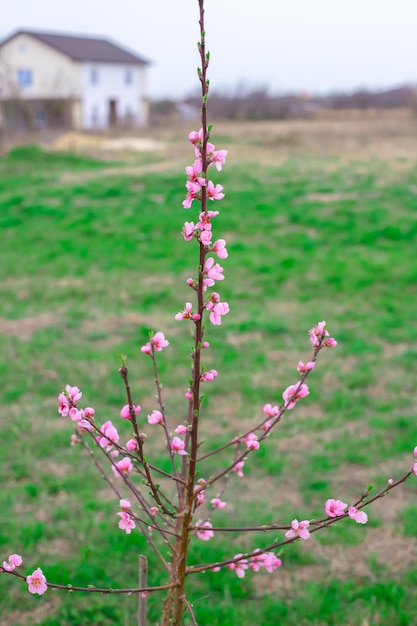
xmin=199 ymin=229 xmax=213 ymax=246
xmin=324 ymin=337 xmax=338 ymax=348
xmin=182 ymin=181 xmax=201 ymax=209
xmin=188 ymin=128 xmax=204 ymax=145
xmin=150 ymin=506 xmax=158 ymax=516
xmin=83 ymin=407 xmax=95 ymax=419
xmin=183 ymin=221 xmax=195 ymax=241
xmin=207 ymin=301 xmax=230 ymax=326
xmin=282 ymin=383 xmax=309 ymax=409
xmin=210 ymin=149 xmax=228 ymax=171
xmin=112 ymin=457 xmax=133 ymax=477
xmin=171 ymin=436 xmax=188 ymax=456
xmin=388 ymin=478 xmax=394 ymax=485
xmin=153 ymin=332 xmax=169 ymax=351
xmin=194 ymin=481 xmax=205 ymax=505
xmin=175 ymin=424 xmax=188 ymax=435
xmin=126 ymin=438 xmax=137 ymax=451
xmin=78 ymin=419 xmax=93 ymax=432
xmin=297 ymin=360 xmax=315 ymax=374
xmin=260 ymin=552 xmax=282 ymax=573
xmin=414 ymin=446 xmax=417 ymax=457
xmin=325 ymin=498 xmax=347 ymax=517
xmin=70 ymin=434 xmax=79 ymax=446
xmin=185 ymin=160 xmax=206 ymax=186
xmin=196 ymin=521 xmax=214 ymax=541
xmin=175 ymin=302 xmax=201 ymax=321
xmin=57 ymin=385 xmax=82 ymax=417
xmin=110 ymin=449 xmax=119 ymax=457
xmin=119 ymin=498 xmax=131 ymax=511
xmin=244 ymin=433 xmax=260 ymax=451
xmin=120 ymin=404 xmax=141 ymax=420
xmin=206 ymin=180 xmax=224 ymax=201
xmin=309 ymin=321 xmax=329 ymax=348
xmin=211 ymin=498 xmax=227 ymax=509
xmin=234 ymin=461 xmax=245 ymax=477
xmin=200 ymin=369 xmax=218 ymax=382
xmin=211 ymin=238 xmax=228 ymax=259
xmin=195 ymin=489 xmax=205 ymax=505
xmin=26 ymin=568 xmax=47 ymax=595
xmin=58 ymin=392 xmax=70 ymax=417
xmin=69 ymin=407 xmax=83 ymax=421
xmin=2 ymin=553 xmax=22 ymax=571
xmin=413 ymin=462 xmax=417 ymax=477
xmin=117 ymin=511 xmax=136 ymax=534
xmin=148 ymin=410 xmax=163 ymax=425
xmin=97 ymin=420 xmax=119 ymax=450
xmin=227 ymin=554 xmax=248 ymax=578
xmin=185 ymin=389 xmax=193 ymax=400
xmin=203 ymin=257 xmax=224 ymax=287
xmin=285 ymin=519 xmax=310 ymax=540
xmin=249 ymin=550 xmax=281 ymax=573
xmin=263 ymin=403 xmax=280 ymax=418
xmin=141 ymin=332 xmax=169 ymax=354
xmin=202 ymin=341 xmax=210 ymax=348
xmin=348 ymin=506 xmax=368 ymax=524
xmin=65 ymin=385 xmax=82 ymax=404
xmin=262 ymin=420 xmax=272 ymax=432
xmin=196 ymin=210 xmax=219 ymax=231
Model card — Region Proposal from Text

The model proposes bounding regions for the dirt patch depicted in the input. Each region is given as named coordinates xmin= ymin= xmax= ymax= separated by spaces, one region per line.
xmin=81 ymin=311 xmax=164 ymax=334
xmin=0 ymin=312 xmax=58 ymax=340
xmin=305 ymin=192 xmax=360 ymax=203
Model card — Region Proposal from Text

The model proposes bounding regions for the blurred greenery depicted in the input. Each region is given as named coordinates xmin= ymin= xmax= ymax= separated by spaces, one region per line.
xmin=0 ymin=135 xmax=416 ymax=625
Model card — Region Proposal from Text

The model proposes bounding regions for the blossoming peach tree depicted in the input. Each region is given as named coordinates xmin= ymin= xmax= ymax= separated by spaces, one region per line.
xmin=2 ymin=2 xmax=416 ymax=624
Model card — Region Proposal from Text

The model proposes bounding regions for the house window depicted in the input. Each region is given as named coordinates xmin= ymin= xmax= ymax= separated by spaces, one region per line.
xmin=125 ymin=68 xmax=132 ymax=85
xmin=17 ymin=69 xmax=32 ymax=86
xmin=90 ymin=67 xmax=98 ymax=85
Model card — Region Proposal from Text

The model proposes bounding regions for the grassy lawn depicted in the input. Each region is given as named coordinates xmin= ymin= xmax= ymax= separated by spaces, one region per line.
xmin=1 ymin=114 xmax=417 ymax=625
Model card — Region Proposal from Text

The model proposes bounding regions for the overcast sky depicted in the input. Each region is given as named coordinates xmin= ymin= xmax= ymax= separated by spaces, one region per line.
xmin=2 ymin=0 xmax=417 ymax=99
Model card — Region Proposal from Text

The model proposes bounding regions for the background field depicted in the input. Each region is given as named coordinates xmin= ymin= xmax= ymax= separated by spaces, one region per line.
xmin=1 ymin=110 xmax=417 ymax=625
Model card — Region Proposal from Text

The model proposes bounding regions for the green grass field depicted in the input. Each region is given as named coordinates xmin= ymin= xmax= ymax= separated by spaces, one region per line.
xmin=1 ymin=114 xmax=417 ymax=625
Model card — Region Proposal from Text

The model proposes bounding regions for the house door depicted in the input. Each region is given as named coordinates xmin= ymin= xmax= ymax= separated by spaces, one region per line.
xmin=108 ymin=99 xmax=117 ymax=128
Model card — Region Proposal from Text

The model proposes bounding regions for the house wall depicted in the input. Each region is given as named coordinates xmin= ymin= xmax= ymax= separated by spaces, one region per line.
xmin=82 ymin=62 xmax=147 ymax=129
xmin=0 ymin=33 xmax=82 ymax=99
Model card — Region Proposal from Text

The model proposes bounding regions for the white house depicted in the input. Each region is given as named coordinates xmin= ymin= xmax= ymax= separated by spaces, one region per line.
xmin=0 ymin=29 xmax=151 ymax=131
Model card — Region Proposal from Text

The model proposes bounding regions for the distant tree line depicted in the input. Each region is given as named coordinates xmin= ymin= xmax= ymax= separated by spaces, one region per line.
xmin=150 ymin=85 xmax=417 ymax=123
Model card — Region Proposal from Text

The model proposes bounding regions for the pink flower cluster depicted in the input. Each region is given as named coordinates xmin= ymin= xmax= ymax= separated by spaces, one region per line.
xmin=179 ymin=127 xmax=230 ymax=328
xmin=58 ymin=384 xmax=82 ymax=416
xmin=200 ymin=369 xmax=218 ymax=383
xmin=182 ymin=128 xmax=227 ymax=209
xmin=282 ymin=383 xmax=309 ymax=409
xmin=196 ymin=521 xmax=214 ymax=541
xmin=325 ymin=498 xmax=368 ymax=524
xmin=225 ymin=550 xmax=281 ymax=578
xmin=2 ymin=553 xmax=22 ymax=571
xmin=205 ymin=292 xmax=229 ymax=325
xmin=141 ymin=332 xmax=169 ymax=354
xmin=96 ymin=420 xmax=119 ymax=452
xmin=244 ymin=433 xmax=260 ymax=451
xmin=309 ymin=321 xmax=337 ymax=349
xmin=175 ymin=302 xmax=200 ymax=321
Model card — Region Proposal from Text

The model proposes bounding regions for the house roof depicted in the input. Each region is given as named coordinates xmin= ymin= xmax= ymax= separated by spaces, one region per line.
xmin=0 ymin=29 xmax=151 ymax=65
